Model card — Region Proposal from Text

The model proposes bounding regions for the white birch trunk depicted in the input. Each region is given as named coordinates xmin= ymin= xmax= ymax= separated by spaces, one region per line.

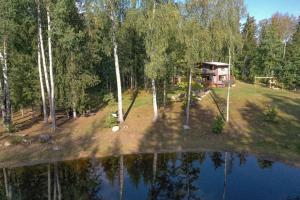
xmin=38 ymin=37 xmax=48 ymax=123
xmin=2 ymin=38 xmax=11 ymax=130
xmin=73 ymin=101 xmax=77 ymax=118
xmin=37 ymin=0 xmax=51 ymax=110
xmin=226 ymin=49 xmax=231 ymax=122
xmin=151 ymin=79 xmax=158 ymax=122
xmin=185 ymin=68 xmax=192 ymax=128
xmin=110 ymin=2 xmax=124 ymax=124
xmin=0 ymin=52 xmax=5 ymax=122
xmin=47 ymin=5 xmax=56 ymax=131
xmin=163 ymin=80 xmax=166 ymax=108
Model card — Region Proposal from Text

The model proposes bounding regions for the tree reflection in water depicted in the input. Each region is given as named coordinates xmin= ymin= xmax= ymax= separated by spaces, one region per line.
xmin=1 ymin=151 xmax=300 ymax=200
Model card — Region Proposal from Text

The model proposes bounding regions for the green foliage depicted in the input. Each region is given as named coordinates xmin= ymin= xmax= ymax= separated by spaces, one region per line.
xmin=263 ymin=104 xmax=278 ymax=122
xmin=103 ymin=92 xmax=116 ymax=105
xmin=2 ymin=0 xmax=300 ymax=134
xmin=177 ymin=82 xmax=188 ymax=91
xmin=11 ymin=135 xmax=23 ymax=145
xmin=104 ymin=114 xmax=118 ymax=128
xmin=192 ymin=82 xmax=203 ymax=91
xmin=212 ymin=115 xmax=225 ymax=134
xmin=237 ymin=15 xmax=257 ymax=80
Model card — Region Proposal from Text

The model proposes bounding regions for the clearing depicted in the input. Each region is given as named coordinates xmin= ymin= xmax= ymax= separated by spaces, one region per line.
xmin=0 ymin=81 xmax=300 ymax=168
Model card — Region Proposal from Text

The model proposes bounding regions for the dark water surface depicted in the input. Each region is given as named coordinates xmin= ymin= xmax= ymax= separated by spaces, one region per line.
xmin=0 ymin=151 xmax=300 ymax=200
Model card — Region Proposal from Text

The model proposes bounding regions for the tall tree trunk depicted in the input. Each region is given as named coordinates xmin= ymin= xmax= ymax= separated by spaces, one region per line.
xmin=151 ymin=79 xmax=158 ymax=122
xmin=130 ymin=65 xmax=134 ymax=90
xmin=38 ymin=38 xmax=48 ymax=123
xmin=163 ymin=80 xmax=166 ymax=108
xmin=226 ymin=49 xmax=231 ymax=122
xmin=37 ymin=0 xmax=51 ymax=114
xmin=47 ymin=5 xmax=56 ymax=131
xmin=2 ymin=38 xmax=11 ymax=131
xmin=73 ymin=101 xmax=77 ymax=118
xmin=119 ymin=155 xmax=124 ymax=200
xmin=0 ymin=54 xmax=5 ymax=122
xmin=110 ymin=2 xmax=124 ymax=124
xmin=185 ymin=68 xmax=192 ymax=128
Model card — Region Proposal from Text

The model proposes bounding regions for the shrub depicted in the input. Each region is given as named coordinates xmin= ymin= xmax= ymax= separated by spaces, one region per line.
xmin=192 ymin=82 xmax=203 ymax=91
xmin=104 ymin=114 xmax=118 ymax=128
xmin=103 ymin=93 xmax=116 ymax=105
xmin=11 ymin=135 xmax=23 ymax=145
xmin=264 ymin=105 xmax=277 ymax=122
xmin=212 ymin=115 xmax=225 ymax=134
xmin=177 ymin=82 xmax=188 ymax=91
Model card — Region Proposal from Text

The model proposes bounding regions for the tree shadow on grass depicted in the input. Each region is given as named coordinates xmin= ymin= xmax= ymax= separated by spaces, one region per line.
xmin=236 ymin=99 xmax=300 ymax=155
xmin=136 ymin=100 xmax=217 ymax=154
xmin=124 ymin=90 xmax=139 ymax=121
xmin=210 ymin=90 xmax=226 ymax=120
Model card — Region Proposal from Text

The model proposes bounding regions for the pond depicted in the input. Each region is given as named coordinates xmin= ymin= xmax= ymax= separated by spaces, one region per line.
xmin=0 ymin=151 xmax=300 ymax=200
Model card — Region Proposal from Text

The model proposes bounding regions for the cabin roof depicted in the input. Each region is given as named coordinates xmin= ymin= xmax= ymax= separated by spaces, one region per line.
xmin=203 ymin=62 xmax=229 ymax=66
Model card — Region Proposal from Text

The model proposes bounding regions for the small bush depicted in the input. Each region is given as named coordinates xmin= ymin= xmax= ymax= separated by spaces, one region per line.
xmin=212 ymin=115 xmax=225 ymax=134
xmin=103 ymin=93 xmax=116 ymax=105
xmin=264 ymin=105 xmax=277 ymax=122
xmin=177 ymin=82 xmax=188 ymax=91
xmin=192 ymin=82 xmax=203 ymax=91
xmin=104 ymin=115 xmax=118 ymax=128
xmin=11 ymin=135 xmax=23 ymax=145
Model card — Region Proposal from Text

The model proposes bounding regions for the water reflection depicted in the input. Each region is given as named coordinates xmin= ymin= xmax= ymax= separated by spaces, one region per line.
xmin=1 ymin=151 xmax=300 ymax=200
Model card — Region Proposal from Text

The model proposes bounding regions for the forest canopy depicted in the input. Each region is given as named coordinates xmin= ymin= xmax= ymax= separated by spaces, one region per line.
xmin=0 ymin=0 xmax=299 ymax=131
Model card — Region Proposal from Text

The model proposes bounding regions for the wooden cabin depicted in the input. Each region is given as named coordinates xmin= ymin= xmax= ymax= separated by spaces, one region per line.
xmin=197 ymin=62 xmax=230 ymax=87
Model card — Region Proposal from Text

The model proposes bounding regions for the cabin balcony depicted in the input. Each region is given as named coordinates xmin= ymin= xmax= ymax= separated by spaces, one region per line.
xmin=201 ymin=68 xmax=215 ymax=75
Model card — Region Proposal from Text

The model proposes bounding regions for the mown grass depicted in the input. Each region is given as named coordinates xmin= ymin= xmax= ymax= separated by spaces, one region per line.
xmin=213 ymin=81 xmax=300 ymax=154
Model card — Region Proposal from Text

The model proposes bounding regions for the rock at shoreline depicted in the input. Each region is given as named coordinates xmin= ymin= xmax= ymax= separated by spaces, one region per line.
xmin=4 ymin=141 xmax=11 ymax=147
xmin=112 ymin=126 xmax=120 ymax=133
xmin=183 ymin=125 xmax=191 ymax=130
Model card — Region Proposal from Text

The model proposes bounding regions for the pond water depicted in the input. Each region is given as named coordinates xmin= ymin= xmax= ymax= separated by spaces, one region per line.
xmin=0 ymin=151 xmax=300 ymax=200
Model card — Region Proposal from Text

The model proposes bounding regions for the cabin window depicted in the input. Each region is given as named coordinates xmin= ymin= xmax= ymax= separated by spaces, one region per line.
xmin=219 ymin=75 xmax=226 ymax=81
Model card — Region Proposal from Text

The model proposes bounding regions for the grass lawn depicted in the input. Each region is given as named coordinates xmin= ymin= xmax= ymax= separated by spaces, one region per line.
xmin=212 ymin=81 xmax=300 ymax=158
xmin=0 ymin=81 xmax=299 ymax=168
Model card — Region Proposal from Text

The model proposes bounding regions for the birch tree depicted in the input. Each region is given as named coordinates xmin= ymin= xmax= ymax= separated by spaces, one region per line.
xmin=144 ymin=1 xmax=179 ymax=122
xmin=38 ymin=38 xmax=48 ymax=122
xmin=181 ymin=18 xmax=210 ymax=128
xmin=0 ymin=0 xmax=16 ymax=131
xmin=106 ymin=0 xmax=124 ymax=124
xmin=46 ymin=2 xmax=56 ymax=131
xmin=36 ymin=0 xmax=51 ymax=115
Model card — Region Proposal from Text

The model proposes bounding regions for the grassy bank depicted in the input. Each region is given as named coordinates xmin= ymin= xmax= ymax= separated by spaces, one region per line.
xmin=0 ymin=81 xmax=299 ymax=168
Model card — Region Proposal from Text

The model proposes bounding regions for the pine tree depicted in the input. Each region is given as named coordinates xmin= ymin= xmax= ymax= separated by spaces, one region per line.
xmin=283 ymin=18 xmax=300 ymax=89
xmin=253 ymin=22 xmax=283 ymax=77
xmin=238 ymin=15 xmax=257 ymax=80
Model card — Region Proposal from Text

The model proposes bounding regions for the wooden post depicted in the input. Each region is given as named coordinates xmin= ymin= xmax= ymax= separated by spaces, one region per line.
xmin=226 ymin=49 xmax=231 ymax=123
